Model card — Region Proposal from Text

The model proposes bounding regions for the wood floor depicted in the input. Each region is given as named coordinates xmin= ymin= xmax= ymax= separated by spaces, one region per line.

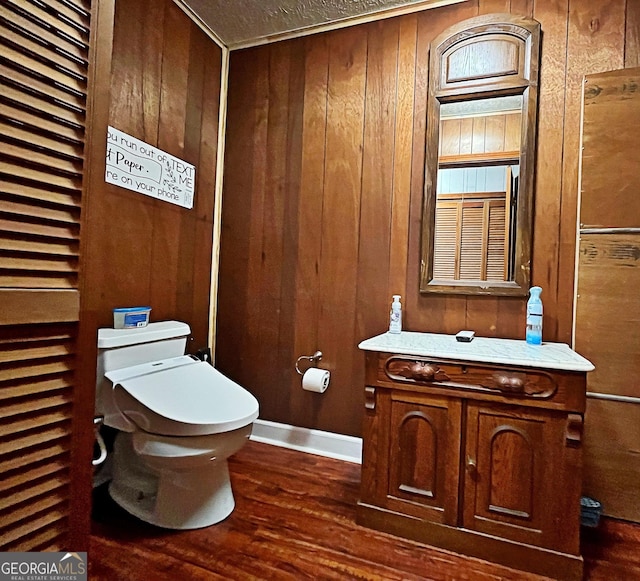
xmin=90 ymin=441 xmax=640 ymax=580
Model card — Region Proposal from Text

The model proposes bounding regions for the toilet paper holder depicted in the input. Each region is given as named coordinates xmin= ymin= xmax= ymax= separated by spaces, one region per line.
xmin=295 ymin=351 xmax=323 ymax=375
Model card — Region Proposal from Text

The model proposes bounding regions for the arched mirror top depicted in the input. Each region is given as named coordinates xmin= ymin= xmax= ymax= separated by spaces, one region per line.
xmin=432 ymin=13 xmax=540 ymax=96
xmin=421 ymin=14 xmax=541 ymax=296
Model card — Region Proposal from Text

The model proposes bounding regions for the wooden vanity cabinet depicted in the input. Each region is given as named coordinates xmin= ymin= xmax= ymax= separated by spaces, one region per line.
xmin=358 ymin=350 xmax=587 ymax=581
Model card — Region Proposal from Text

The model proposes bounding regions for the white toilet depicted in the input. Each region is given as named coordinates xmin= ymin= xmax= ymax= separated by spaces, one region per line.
xmin=96 ymin=320 xmax=259 ymax=529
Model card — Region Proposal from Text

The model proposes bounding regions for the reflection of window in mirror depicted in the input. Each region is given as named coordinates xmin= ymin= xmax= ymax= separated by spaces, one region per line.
xmin=433 ymin=96 xmax=522 ymax=283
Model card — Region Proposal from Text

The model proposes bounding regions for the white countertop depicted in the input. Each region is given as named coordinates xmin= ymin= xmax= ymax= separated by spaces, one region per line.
xmin=358 ymin=332 xmax=594 ymax=372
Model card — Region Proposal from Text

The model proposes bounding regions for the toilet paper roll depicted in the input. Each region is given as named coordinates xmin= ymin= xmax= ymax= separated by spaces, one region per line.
xmin=302 ymin=367 xmax=330 ymax=393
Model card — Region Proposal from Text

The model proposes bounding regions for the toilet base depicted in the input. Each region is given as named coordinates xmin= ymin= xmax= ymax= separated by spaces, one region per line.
xmin=109 ymin=431 xmax=241 ymax=529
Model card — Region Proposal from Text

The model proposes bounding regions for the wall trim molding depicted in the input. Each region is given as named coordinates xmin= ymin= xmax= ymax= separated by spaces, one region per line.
xmin=172 ymin=0 xmax=226 ymax=49
xmin=587 ymin=392 xmax=640 ymax=405
xmin=208 ymin=45 xmax=230 ymax=358
xmin=250 ymin=419 xmax=363 ymax=464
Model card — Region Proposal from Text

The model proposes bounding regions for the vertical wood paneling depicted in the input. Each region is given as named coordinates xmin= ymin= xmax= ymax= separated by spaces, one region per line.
xmin=479 ymin=0 xmax=510 ymax=13
xmin=192 ymin=43 xmax=221 ymax=341
xmin=175 ymin=27 xmax=205 ymax=327
xmin=260 ymin=42 xmax=290 ymax=418
xmin=530 ymin=0 xmax=569 ymax=341
xmin=510 ymin=0 xmax=535 ymax=17
xmin=150 ymin=2 xmax=192 ymax=321
xmin=316 ymin=28 xmax=367 ymax=433
xmin=107 ymin=0 xmax=163 ymax=143
xmin=278 ymin=44 xmax=304 ymax=425
xmin=83 ymin=0 xmax=221 ymax=350
xmin=158 ymin=5 xmax=190 ymax=148
xmin=216 ymin=50 xmax=258 ymax=386
xmin=625 ymin=0 xmax=640 ymax=67
xmin=219 ymin=0 xmax=635 ymax=437
xmin=387 ymin=16 xmax=417 ymax=302
xmin=89 ymin=192 xmax=154 ymax=306
xmin=357 ymin=20 xmax=398 ymax=343
xmin=556 ymin=0 xmax=626 ymax=342
xmin=243 ymin=47 xmax=271 ymax=415
xmin=290 ymin=37 xmax=329 ymax=426
xmin=84 ymin=0 xmax=157 ymax=310
xmin=484 ymin=116 xmax=505 ymax=152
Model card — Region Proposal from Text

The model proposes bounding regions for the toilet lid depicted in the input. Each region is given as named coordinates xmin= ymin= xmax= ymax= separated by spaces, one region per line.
xmin=106 ymin=357 xmax=259 ymax=435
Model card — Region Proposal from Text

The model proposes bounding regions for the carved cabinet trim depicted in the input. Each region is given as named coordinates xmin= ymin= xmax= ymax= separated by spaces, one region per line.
xmin=383 ymin=355 xmax=558 ymax=399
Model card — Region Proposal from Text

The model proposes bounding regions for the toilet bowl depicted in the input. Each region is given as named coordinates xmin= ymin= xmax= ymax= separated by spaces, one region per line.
xmin=96 ymin=321 xmax=259 ymax=529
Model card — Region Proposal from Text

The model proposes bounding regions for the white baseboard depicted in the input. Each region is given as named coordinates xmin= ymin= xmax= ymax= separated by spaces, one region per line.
xmin=250 ymin=419 xmax=362 ymax=464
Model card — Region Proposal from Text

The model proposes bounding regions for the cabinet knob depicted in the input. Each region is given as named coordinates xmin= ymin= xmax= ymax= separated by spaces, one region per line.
xmin=466 ymin=456 xmax=477 ymax=474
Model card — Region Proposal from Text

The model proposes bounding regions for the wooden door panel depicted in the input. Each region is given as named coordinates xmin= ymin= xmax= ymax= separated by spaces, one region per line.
xmin=0 ymin=0 xmax=114 ymax=551
xmin=575 ymin=234 xmax=640 ymax=398
xmin=580 ymin=68 xmax=640 ymax=228
xmin=463 ymin=403 xmax=581 ymax=553
xmin=0 ymin=322 xmax=75 ymax=550
xmin=471 ymin=410 xmax=541 ymax=522
xmin=386 ymin=393 xmax=461 ymax=524
xmin=576 ymin=66 xmax=640 ymax=523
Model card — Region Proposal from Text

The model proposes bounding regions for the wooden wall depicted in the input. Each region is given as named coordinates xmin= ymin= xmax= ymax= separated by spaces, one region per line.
xmin=217 ymin=0 xmax=640 ymax=437
xmin=83 ymin=0 xmax=221 ymax=349
xmin=575 ymin=67 xmax=640 ymax=521
xmin=440 ymin=112 xmax=521 ymax=160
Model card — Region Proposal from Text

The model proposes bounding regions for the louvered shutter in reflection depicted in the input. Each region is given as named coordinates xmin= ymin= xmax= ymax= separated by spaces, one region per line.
xmin=433 ymin=197 xmax=507 ymax=282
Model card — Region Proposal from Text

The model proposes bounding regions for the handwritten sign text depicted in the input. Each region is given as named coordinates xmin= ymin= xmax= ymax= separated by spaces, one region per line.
xmin=105 ymin=127 xmax=195 ymax=209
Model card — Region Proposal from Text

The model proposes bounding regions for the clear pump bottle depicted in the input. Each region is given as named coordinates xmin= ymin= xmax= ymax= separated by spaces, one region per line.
xmin=389 ymin=295 xmax=402 ymax=334
xmin=526 ymin=286 xmax=543 ymax=345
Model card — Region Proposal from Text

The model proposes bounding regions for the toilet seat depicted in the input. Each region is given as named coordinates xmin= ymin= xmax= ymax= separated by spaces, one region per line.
xmin=106 ymin=356 xmax=259 ymax=437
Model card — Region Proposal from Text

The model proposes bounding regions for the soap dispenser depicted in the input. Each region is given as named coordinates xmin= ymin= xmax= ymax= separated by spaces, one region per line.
xmin=526 ymin=286 xmax=543 ymax=345
xmin=389 ymin=295 xmax=402 ymax=334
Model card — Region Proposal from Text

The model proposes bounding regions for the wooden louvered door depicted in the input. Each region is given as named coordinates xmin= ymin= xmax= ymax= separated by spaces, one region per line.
xmin=0 ymin=0 xmax=113 ymax=551
xmin=433 ymin=196 xmax=508 ymax=282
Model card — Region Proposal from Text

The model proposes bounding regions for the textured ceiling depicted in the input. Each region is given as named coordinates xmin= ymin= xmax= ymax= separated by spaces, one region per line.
xmin=182 ymin=0 xmax=456 ymax=48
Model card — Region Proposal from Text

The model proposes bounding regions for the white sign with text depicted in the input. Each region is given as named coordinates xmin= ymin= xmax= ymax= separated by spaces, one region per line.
xmin=105 ymin=126 xmax=195 ymax=209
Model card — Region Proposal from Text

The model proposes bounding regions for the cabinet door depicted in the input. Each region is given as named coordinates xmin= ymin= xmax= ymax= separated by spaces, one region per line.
xmin=463 ymin=403 xmax=581 ymax=553
xmin=386 ymin=393 xmax=462 ymax=525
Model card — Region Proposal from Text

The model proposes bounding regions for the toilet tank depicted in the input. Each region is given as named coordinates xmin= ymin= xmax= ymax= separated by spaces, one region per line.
xmin=96 ymin=320 xmax=191 ymax=429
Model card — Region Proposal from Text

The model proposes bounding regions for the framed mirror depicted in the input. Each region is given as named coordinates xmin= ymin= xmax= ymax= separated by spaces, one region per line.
xmin=420 ymin=14 xmax=541 ymax=296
